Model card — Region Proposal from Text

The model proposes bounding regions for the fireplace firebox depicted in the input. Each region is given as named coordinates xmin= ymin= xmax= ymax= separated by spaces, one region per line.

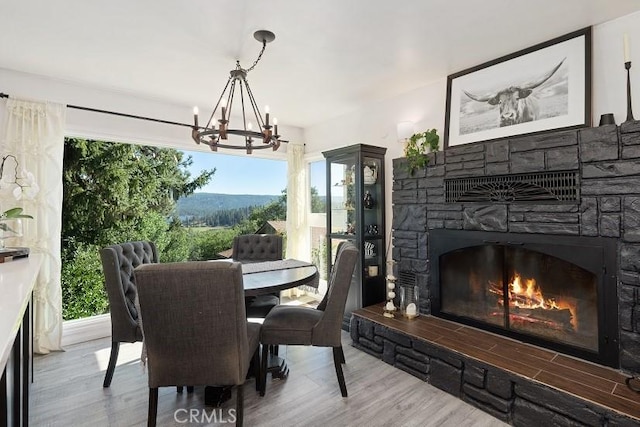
xmin=429 ymin=229 xmax=619 ymax=367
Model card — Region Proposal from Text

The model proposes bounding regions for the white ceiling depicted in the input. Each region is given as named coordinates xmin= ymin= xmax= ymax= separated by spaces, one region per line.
xmin=1 ymin=0 xmax=640 ymax=129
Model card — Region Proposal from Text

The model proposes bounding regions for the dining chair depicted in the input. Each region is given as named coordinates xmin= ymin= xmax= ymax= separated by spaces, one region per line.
xmin=99 ymin=240 xmax=157 ymax=388
xmin=232 ymin=234 xmax=284 ymax=318
xmin=259 ymin=241 xmax=358 ymax=397
xmin=134 ymin=261 xmax=261 ymax=427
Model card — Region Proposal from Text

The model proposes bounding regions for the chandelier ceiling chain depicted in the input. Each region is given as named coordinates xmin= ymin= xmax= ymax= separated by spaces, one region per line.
xmin=192 ymin=30 xmax=282 ymax=154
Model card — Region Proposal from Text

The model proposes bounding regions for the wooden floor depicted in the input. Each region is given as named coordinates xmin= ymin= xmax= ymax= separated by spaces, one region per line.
xmin=355 ymin=305 xmax=640 ymax=421
xmin=30 ymin=332 xmax=506 ymax=426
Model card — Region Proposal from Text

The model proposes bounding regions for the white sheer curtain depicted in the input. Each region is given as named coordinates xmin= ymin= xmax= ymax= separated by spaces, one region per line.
xmin=3 ymin=98 xmax=66 ymax=354
xmin=285 ymin=143 xmax=308 ymax=260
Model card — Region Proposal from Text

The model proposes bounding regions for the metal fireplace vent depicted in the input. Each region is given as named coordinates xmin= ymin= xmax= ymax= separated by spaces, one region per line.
xmin=398 ymin=271 xmax=417 ymax=288
xmin=445 ymin=170 xmax=578 ymax=203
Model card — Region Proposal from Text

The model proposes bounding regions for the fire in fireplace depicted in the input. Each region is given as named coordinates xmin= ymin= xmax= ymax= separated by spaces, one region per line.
xmin=430 ymin=229 xmax=618 ymax=367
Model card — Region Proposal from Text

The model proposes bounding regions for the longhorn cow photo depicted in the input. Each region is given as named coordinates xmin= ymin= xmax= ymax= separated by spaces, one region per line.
xmin=463 ymin=58 xmax=566 ymax=128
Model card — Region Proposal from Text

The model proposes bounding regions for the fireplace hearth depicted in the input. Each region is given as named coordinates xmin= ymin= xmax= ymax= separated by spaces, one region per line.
xmin=429 ymin=229 xmax=618 ymax=367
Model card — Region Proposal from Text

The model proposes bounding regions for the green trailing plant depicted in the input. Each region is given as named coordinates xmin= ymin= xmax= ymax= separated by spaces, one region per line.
xmin=404 ymin=128 xmax=440 ymax=174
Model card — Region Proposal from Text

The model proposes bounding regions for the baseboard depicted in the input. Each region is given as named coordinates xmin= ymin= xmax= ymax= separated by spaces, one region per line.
xmin=62 ymin=314 xmax=111 ymax=347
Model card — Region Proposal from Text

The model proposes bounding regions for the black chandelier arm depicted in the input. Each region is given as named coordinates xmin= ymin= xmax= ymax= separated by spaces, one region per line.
xmin=244 ymin=81 xmax=265 ymax=129
xmin=206 ymin=76 xmax=233 ymax=128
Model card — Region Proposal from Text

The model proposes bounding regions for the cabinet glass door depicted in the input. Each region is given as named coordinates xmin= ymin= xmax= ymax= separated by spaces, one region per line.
xmin=329 ymin=159 xmax=356 ymax=235
xmin=361 ymin=156 xmax=384 ymax=305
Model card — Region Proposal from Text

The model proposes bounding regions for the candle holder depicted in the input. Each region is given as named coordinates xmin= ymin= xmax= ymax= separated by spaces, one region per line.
xmin=383 ymin=276 xmax=397 ymax=318
xmin=625 ymin=61 xmax=635 ymax=122
xmin=383 ymin=260 xmax=397 ymax=318
xmin=399 ymin=284 xmax=419 ymax=320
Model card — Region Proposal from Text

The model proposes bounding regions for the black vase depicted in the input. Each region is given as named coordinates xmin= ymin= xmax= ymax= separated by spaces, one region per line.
xmin=363 ymin=191 xmax=374 ymax=209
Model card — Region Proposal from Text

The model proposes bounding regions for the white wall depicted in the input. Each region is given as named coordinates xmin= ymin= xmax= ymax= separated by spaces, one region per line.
xmin=304 ymin=10 xmax=640 ymax=250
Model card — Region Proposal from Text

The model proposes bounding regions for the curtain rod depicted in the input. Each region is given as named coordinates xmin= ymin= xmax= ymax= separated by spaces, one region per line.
xmin=0 ymin=92 xmax=293 ymax=145
xmin=0 ymin=92 xmax=194 ymax=129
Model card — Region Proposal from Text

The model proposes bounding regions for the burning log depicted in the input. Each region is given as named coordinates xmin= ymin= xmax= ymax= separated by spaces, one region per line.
xmin=510 ymin=306 xmax=573 ymax=331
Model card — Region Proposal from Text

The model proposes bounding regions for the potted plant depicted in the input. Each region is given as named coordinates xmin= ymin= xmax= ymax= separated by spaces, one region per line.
xmin=404 ymin=128 xmax=440 ymax=174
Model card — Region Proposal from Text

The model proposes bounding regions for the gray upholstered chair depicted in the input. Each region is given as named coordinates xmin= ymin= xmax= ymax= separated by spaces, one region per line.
xmin=99 ymin=240 xmax=157 ymax=388
xmin=232 ymin=233 xmax=283 ymax=263
xmin=233 ymin=234 xmax=284 ymax=318
xmin=134 ymin=261 xmax=261 ymax=427
xmin=259 ymin=241 xmax=358 ymax=397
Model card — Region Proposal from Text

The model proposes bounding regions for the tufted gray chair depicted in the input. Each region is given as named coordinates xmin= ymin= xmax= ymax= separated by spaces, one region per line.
xmin=232 ymin=234 xmax=283 ymax=263
xmin=99 ymin=241 xmax=158 ymax=388
xmin=134 ymin=261 xmax=261 ymax=427
xmin=232 ymin=234 xmax=284 ymax=318
xmin=259 ymin=242 xmax=358 ymax=397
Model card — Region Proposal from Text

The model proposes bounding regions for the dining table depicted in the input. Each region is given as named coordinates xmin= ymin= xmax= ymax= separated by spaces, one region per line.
xmin=239 ymin=258 xmax=319 ymax=296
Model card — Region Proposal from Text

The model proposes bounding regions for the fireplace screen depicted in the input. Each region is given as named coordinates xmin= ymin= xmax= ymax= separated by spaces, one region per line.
xmin=440 ymin=245 xmax=598 ymax=352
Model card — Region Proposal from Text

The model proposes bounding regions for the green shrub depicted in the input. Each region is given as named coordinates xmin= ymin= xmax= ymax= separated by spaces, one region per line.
xmin=61 ymin=244 xmax=109 ymax=320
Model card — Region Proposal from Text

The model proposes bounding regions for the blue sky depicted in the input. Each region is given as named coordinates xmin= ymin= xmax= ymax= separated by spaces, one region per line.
xmin=181 ymin=150 xmax=328 ymax=196
xmin=182 ymin=150 xmax=287 ymax=195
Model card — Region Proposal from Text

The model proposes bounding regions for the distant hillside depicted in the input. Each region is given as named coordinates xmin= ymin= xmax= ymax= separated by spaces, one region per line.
xmin=176 ymin=193 xmax=279 ymax=217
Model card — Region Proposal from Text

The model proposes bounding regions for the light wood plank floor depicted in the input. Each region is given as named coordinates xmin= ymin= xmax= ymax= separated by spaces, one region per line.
xmin=31 ymin=332 xmax=507 ymax=426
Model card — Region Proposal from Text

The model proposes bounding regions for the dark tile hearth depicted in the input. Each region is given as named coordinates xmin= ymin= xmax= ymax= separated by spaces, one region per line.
xmin=351 ymin=306 xmax=640 ymax=426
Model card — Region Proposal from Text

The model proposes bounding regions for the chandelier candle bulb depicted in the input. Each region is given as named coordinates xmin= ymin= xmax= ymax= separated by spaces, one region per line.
xmin=264 ymin=105 xmax=270 ymax=126
xmin=273 ymin=118 xmax=278 ymax=136
xmin=193 ymin=106 xmax=199 ymax=127
xmin=624 ymin=33 xmax=631 ymax=63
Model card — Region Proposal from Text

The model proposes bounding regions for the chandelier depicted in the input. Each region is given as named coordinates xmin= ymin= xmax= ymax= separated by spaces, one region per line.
xmin=192 ymin=30 xmax=282 ymax=154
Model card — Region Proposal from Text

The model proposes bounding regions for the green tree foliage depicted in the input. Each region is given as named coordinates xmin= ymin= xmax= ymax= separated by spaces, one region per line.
xmin=63 ymin=138 xmax=214 ymax=249
xmin=61 ymin=243 xmax=109 ymax=319
xmin=310 ymin=186 xmax=326 ymax=213
xmin=61 ymin=138 xmax=215 ymax=320
xmin=248 ymin=189 xmax=287 ymax=226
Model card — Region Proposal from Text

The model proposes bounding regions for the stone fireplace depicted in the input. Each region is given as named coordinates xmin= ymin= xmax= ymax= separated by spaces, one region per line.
xmin=391 ymin=120 xmax=640 ymax=375
xmin=430 ymin=228 xmax=618 ymax=367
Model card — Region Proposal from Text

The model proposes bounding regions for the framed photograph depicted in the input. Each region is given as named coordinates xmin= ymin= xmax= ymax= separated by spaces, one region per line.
xmin=444 ymin=27 xmax=591 ymax=148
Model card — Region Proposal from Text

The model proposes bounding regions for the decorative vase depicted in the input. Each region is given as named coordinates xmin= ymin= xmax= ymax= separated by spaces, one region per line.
xmin=0 ymin=218 xmax=23 ymax=251
xmin=363 ymin=191 xmax=374 ymax=209
xmin=363 ymin=164 xmax=377 ymax=185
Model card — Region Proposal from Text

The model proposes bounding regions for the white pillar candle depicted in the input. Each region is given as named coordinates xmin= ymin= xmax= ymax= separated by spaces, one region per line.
xmin=624 ymin=33 xmax=631 ymax=63
xmin=406 ymin=303 xmax=417 ymax=317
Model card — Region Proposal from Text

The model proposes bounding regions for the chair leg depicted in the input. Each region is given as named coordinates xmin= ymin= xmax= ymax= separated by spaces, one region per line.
xmin=252 ymin=347 xmax=261 ymax=392
xmin=177 ymin=386 xmax=183 ymax=393
xmin=260 ymin=344 xmax=268 ymax=396
xmin=187 ymin=386 xmax=194 ymax=393
xmin=332 ymin=346 xmax=348 ymax=397
xmin=236 ymin=383 xmax=244 ymax=427
xmin=103 ymin=341 xmax=120 ymax=387
xmin=148 ymin=387 xmax=158 ymax=427
xmin=339 ymin=346 xmax=346 ymax=364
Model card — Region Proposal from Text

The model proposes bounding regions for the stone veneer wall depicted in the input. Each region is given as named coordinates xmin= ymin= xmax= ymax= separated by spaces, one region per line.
xmin=390 ymin=120 xmax=640 ymax=375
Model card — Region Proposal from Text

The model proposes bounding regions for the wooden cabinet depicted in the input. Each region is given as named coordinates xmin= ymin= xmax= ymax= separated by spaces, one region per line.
xmin=323 ymin=144 xmax=386 ymax=329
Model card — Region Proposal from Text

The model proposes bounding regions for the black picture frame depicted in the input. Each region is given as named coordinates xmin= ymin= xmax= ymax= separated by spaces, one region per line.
xmin=444 ymin=27 xmax=592 ymax=148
